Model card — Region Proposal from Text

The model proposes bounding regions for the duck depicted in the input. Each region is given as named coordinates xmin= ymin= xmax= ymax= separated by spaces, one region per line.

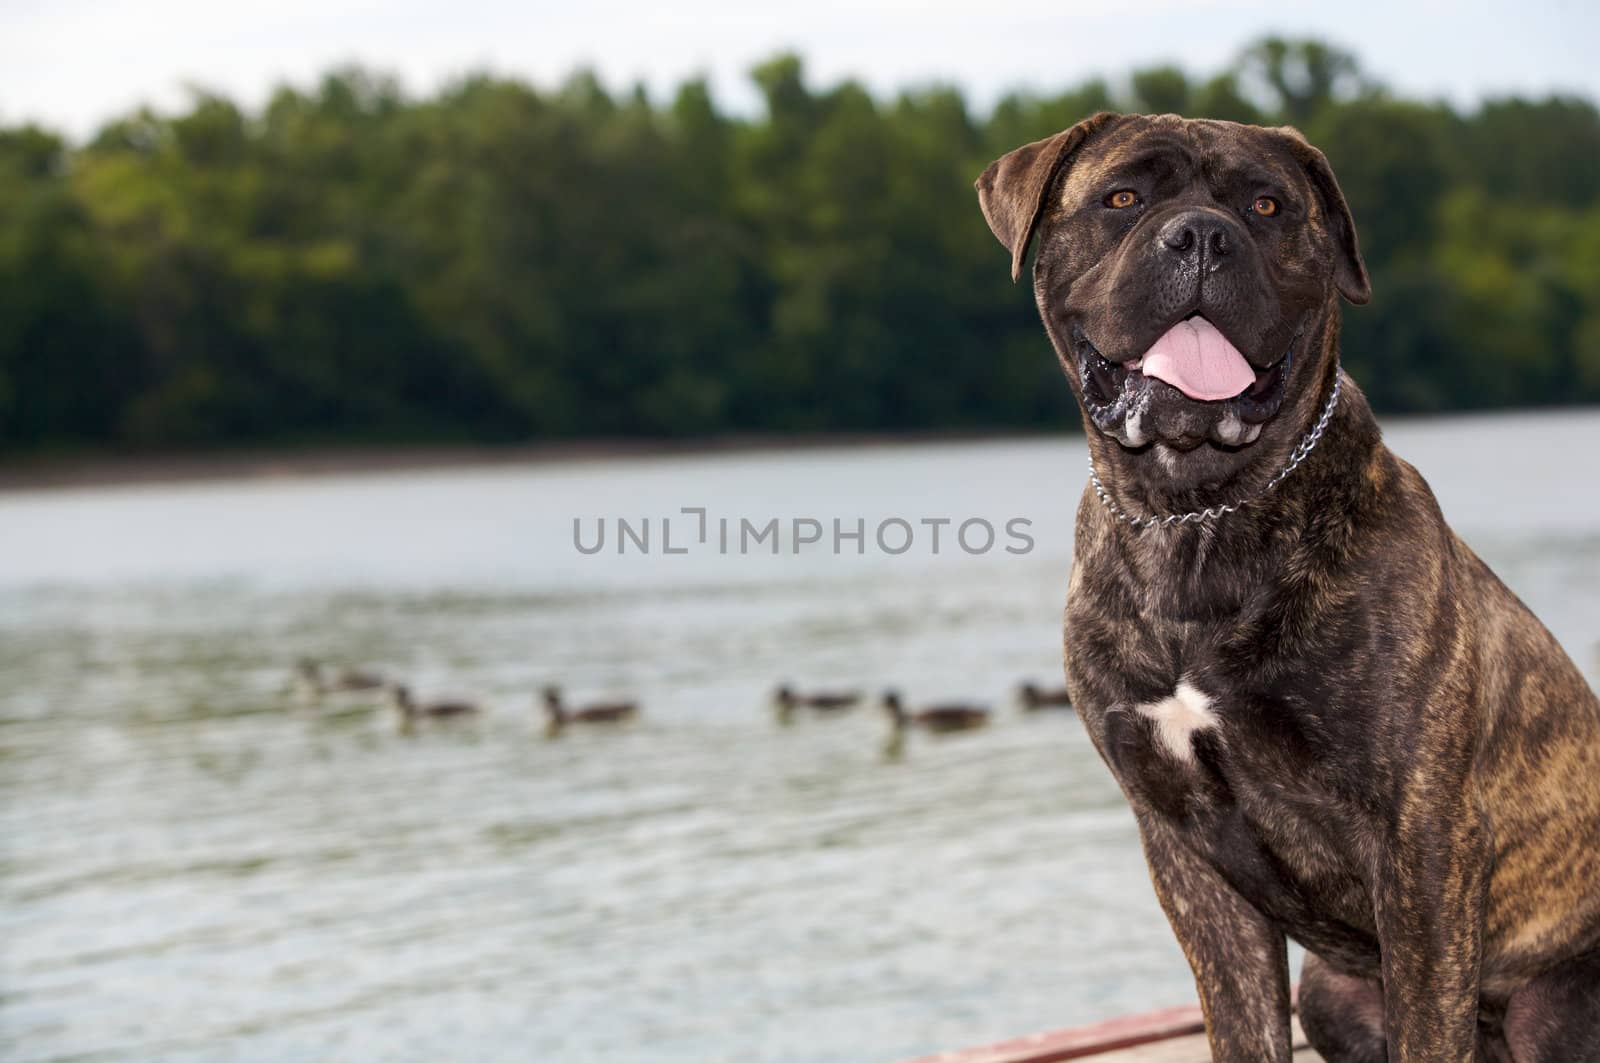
xmin=773 ymin=683 xmax=862 ymax=724
xmin=542 ymin=685 xmax=639 ymax=736
xmin=295 ymin=658 xmax=388 ymax=701
xmin=1017 ymin=681 xmax=1074 ymax=710
xmin=881 ymin=690 xmax=991 ymax=734
xmin=387 ymin=684 xmax=480 ymax=729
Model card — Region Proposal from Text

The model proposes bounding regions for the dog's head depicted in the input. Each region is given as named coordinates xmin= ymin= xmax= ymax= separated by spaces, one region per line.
xmin=977 ymin=113 xmax=1368 ymax=488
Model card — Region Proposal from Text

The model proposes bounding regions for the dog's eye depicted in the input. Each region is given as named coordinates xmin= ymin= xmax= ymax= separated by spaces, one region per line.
xmin=1105 ymin=190 xmax=1139 ymax=209
xmin=1251 ymin=196 xmax=1280 ymax=217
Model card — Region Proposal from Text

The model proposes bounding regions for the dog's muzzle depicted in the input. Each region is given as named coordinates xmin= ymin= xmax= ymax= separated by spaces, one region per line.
xmin=1074 ymin=319 xmax=1296 ymax=450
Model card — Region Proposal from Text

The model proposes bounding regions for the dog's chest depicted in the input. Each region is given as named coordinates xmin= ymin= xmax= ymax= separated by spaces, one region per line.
xmin=1078 ymin=642 xmax=1323 ymax=816
xmin=1063 ymin=575 xmax=1336 ymax=806
xmin=1068 ymin=622 xmax=1383 ymax=956
xmin=1092 ymin=667 xmax=1268 ymax=808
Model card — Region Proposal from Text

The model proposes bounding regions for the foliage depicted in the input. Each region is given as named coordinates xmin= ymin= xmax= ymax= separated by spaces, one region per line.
xmin=3 ymin=38 xmax=1598 ymax=453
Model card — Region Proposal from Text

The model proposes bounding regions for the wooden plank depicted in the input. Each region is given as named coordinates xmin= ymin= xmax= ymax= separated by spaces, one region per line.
xmin=1084 ymin=1019 xmax=1320 ymax=1062
xmin=894 ymin=1003 xmax=1205 ymax=1063
xmin=895 ymin=1012 xmax=1322 ymax=1063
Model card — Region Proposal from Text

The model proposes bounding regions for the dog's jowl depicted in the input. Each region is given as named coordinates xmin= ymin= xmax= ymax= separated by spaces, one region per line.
xmin=977 ymin=113 xmax=1600 ymax=1062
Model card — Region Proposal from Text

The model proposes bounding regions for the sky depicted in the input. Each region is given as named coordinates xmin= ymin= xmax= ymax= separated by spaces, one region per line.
xmin=2 ymin=0 xmax=1597 ymax=139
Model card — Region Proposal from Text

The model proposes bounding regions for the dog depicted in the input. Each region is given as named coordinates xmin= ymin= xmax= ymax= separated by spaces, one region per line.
xmin=976 ymin=113 xmax=1600 ymax=1061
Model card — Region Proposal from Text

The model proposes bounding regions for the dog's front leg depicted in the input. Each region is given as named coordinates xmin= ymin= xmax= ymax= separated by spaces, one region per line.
xmin=1137 ymin=809 xmax=1292 ymax=1062
xmin=1372 ymin=791 xmax=1490 ymax=1062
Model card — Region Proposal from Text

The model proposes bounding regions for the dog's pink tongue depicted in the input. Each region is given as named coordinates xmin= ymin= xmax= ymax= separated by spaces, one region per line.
xmin=1139 ymin=318 xmax=1256 ymax=401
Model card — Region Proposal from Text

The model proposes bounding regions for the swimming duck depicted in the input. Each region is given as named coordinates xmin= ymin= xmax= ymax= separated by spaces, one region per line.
xmin=773 ymin=684 xmax=862 ymax=724
xmin=388 ymin=684 xmax=480 ymax=729
xmin=1017 ymin=681 xmax=1074 ymax=710
xmin=295 ymin=659 xmax=388 ymax=701
xmin=881 ymin=690 xmax=991 ymax=734
xmin=542 ymin=685 xmax=639 ymax=736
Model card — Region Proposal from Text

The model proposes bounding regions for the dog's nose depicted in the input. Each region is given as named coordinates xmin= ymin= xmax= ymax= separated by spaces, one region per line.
xmin=1159 ymin=211 xmax=1231 ymax=265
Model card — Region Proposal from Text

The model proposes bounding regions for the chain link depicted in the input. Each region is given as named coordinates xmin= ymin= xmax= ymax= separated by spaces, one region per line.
xmin=1086 ymin=362 xmax=1342 ymax=532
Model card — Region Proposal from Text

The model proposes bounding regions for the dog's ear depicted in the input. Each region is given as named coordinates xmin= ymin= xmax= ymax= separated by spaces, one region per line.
xmin=1278 ymin=127 xmax=1371 ymax=306
xmin=976 ymin=112 xmax=1122 ymax=282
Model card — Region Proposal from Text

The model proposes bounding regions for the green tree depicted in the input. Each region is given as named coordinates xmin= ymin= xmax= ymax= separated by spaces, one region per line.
xmin=1 ymin=38 xmax=1597 ymax=456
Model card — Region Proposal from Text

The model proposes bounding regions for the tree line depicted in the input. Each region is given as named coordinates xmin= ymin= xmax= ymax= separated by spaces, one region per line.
xmin=3 ymin=38 xmax=1598 ymax=454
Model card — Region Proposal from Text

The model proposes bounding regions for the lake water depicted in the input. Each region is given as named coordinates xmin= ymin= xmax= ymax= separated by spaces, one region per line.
xmin=2 ymin=412 xmax=1598 ymax=1063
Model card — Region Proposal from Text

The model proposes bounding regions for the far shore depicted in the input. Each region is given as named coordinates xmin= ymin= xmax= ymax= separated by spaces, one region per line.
xmin=0 ymin=429 xmax=1053 ymax=493
xmin=2 ymin=406 xmax=1594 ymax=494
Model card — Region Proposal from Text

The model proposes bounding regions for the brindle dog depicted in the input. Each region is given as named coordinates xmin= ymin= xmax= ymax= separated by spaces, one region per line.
xmin=976 ymin=113 xmax=1600 ymax=1061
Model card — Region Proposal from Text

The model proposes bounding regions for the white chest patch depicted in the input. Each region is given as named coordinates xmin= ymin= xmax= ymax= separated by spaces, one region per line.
xmin=1136 ymin=681 xmax=1219 ymax=763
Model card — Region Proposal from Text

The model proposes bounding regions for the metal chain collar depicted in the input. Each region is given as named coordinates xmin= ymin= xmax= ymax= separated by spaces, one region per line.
xmin=1086 ymin=362 xmax=1342 ymax=531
